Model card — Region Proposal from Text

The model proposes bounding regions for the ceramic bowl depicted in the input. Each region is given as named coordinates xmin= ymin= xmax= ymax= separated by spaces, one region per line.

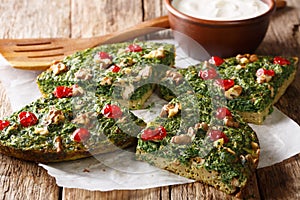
xmin=164 ymin=0 xmax=276 ymax=59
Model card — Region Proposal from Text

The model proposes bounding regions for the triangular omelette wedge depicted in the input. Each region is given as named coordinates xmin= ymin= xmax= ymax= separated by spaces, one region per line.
xmin=136 ymin=65 xmax=259 ymax=194
xmin=0 ymin=41 xmax=176 ymax=162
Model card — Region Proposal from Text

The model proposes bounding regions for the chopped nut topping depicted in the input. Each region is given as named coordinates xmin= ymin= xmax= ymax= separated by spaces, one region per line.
xmin=143 ymin=47 xmax=165 ymax=59
xmin=224 ymin=147 xmax=236 ymax=155
xmin=72 ymin=85 xmax=84 ymax=96
xmin=240 ymin=57 xmax=249 ymax=64
xmin=100 ymin=77 xmax=113 ymax=86
xmin=122 ymin=68 xmax=132 ymax=75
xmin=257 ymin=74 xmax=273 ymax=84
xmin=194 ymin=122 xmax=209 ymax=131
xmin=187 ymin=122 xmax=209 ymax=141
xmin=119 ymin=57 xmax=135 ymax=67
xmin=54 ymin=136 xmax=63 ymax=153
xmin=235 ymin=64 xmax=246 ymax=70
xmin=245 ymin=154 xmax=254 ymax=164
xmin=236 ymin=54 xmax=258 ymax=64
xmin=225 ymin=85 xmax=243 ymax=99
xmin=50 ymin=61 xmax=68 ymax=75
xmin=223 ymin=116 xmax=239 ymax=128
xmin=94 ymin=57 xmax=112 ymax=69
xmin=203 ymin=60 xmax=213 ymax=68
xmin=191 ymin=157 xmax=205 ymax=165
xmin=255 ymin=149 xmax=260 ymax=158
xmin=160 ymin=103 xmax=181 ymax=118
xmin=165 ymin=70 xmax=183 ymax=85
xmin=72 ymin=112 xmax=96 ymax=127
xmin=171 ymin=134 xmax=192 ymax=145
xmin=45 ymin=108 xmax=65 ymax=125
xmin=187 ymin=127 xmax=196 ymax=139
xmin=251 ymin=142 xmax=259 ymax=150
xmin=34 ymin=127 xmax=49 ymax=135
xmin=249 ymin=54 xmax=258 ymax=62
xmin=213 ymin=138 xmax=225 ymax=148
xmin=74 ymin=68 xmax=92 ymax=80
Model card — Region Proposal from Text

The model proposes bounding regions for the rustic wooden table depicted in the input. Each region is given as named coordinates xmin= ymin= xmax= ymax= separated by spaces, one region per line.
xmin=0 ymin=0 xmax=299 ymax=199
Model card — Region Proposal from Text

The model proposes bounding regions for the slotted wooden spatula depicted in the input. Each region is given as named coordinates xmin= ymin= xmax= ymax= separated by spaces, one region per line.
xmin=0 ymin=16 xmax=169 ymax=70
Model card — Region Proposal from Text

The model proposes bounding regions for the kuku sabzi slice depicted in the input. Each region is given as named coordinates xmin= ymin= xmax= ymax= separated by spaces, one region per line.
xmin=36 ymin=41 xmax=175 ymax=109
xmin=0 ymin=89 xmax=145 ymax=163
xmin=206 ymin=54 xmax=299 ymax=124
xmin=160 ymin=54 xmax=298 ymax=124
xmin=136 ymin=93 xmax=259 ymax=195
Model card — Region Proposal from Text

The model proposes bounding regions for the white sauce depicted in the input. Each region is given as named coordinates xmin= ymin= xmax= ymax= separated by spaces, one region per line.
xmin=172 ymin=0 xmax=269 ymax=21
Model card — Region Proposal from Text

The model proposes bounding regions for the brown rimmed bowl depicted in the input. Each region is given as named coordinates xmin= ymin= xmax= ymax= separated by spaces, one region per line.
xmin=164 ymin=0 xmax=276 ymax=58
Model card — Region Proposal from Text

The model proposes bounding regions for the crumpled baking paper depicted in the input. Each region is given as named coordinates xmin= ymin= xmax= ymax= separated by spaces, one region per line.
xmin=1 ymin=40 xmax=300 ymax=191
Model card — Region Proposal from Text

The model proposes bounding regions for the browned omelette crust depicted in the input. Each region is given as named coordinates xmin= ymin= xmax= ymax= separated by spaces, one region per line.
xmin=0 ymin=137 xmax=136 ymax=163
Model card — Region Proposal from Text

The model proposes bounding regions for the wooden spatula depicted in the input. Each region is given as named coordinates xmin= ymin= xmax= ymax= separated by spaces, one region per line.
xmin=0 ymin=16 xmax=169 ymax=70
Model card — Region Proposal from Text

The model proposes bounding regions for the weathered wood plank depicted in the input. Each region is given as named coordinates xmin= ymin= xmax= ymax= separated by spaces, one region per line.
xmin=0 ymin=0 xmax=68 ymax=199
xmin=63 ymin=187 xmax=169 ymax=200
xmin=0 ymin=0 xmax=71 ymax=38
xmin=170 ymin=176 xmax=260 ymax=200
xmin=71 ymin=0 xmax=144 ymax=38
xmin=256 ymin=1 xmax=300 ymax=56
xmin=143 ymin=0 xmax=168 ymax=21
xmin=257 ymin=155 xmax=300 ymax=200
xmin=0 ymin=154 xmax=60 ymax=200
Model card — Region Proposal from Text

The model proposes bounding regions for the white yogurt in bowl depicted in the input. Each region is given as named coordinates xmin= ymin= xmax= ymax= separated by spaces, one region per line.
xmin=172 ymin=0 xmax=270 ymax=21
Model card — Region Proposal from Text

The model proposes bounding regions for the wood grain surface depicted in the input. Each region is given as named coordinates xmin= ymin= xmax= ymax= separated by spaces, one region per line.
xmin=0 ymin=0 xmax=299 ymax=199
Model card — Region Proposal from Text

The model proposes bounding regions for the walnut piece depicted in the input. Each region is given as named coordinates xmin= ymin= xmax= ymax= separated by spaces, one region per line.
xmin=236 ymin=54 xmax=258 ymax=64
xmin=160 ymin=103 xmax=181 ymax=118
xmin=224 ymin=147 xmax=236 ymax=155
xmin=72 ymin=85 xmax=84 ymax=96
xmin=54 ymin=136 xmax=63 ymax=153
xmin=94 ymin=56 xmax=112 ymax=69
xmin=50 ymin=61 xmax=68 ymax=75
xmin=186 ymin=122 xmax=209 ymax=141
xmin=194 ymin=122 xmax=209 ymax=131
xmin=191 ymin=157 xmax=205 ymax=165
xmin=45 ymin=108 xmax=65 ymax=125
xmin=143 ymin=47 xmax=165 ymax=59
xmin=251 ymin=142 xmax=259 ymax=150
xmin=72 ymin=112 xmax=96 ymax=127
xmin=100 ymin=77 xmax=113 ymax=86
xmin=165 ymin=70 xmax=183 ymax=85
xmin=75 ymin=68 xmax=92 ymax=80
xmin=224 ymin=116 xmax=239 ymax=128
xmin=171 ymin=134 xmax=192 ymax=145
xmin=225 ymin=85 xmax=243 ymax=99
xmin=34 ymin=127 xmax=49 ymax=135
xmin=256 ymin=74 xmax=273 ymax=84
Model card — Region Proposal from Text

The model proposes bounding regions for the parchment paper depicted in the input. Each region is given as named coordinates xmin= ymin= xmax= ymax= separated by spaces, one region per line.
xmin=1 ymin=40 xmax=300 ymax=191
